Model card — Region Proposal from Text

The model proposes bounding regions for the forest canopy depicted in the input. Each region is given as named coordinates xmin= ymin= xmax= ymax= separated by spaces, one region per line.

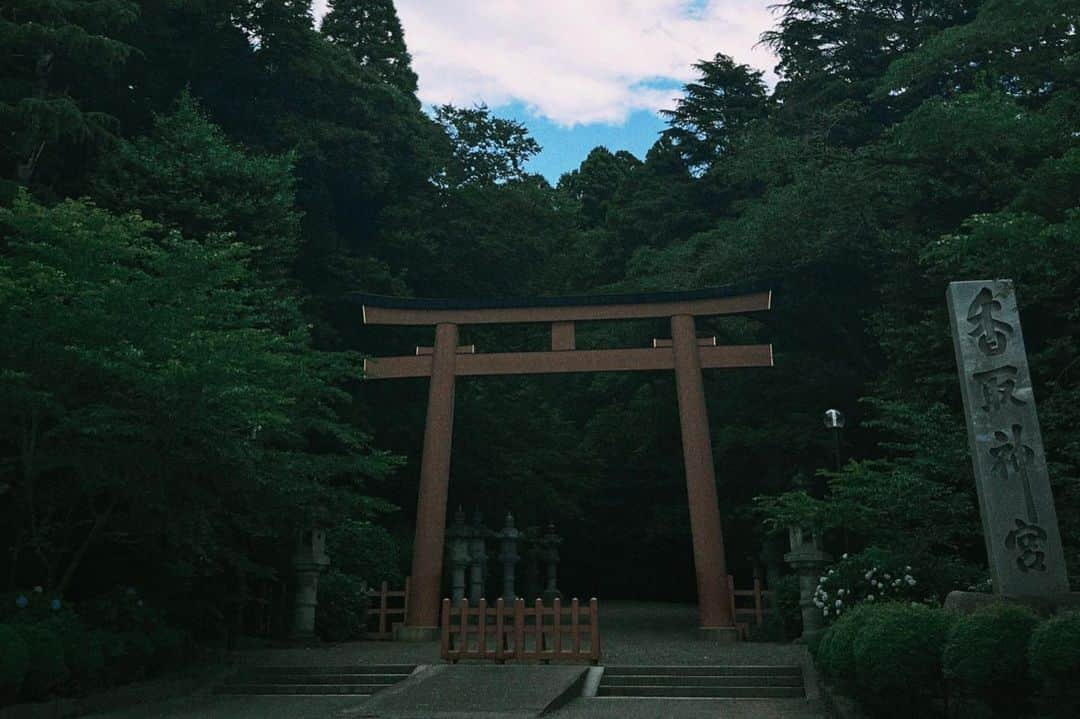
xmin=1 ymin=0 xmax=1077 ymax=645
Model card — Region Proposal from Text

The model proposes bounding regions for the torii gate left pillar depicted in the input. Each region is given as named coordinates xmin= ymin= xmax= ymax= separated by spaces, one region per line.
xmin=357 ymin=288 xmax=773 ymax=641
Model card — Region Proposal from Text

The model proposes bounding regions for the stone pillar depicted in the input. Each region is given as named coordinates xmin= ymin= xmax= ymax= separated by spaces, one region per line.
xmin=671 ymin=313 xmax=736 ymax=640
xmin=468 ymin=508 xmax=488 ymax=605
xmin=946 ymin=281 xmax=1069 ymax=598
xmin=404 ymin=322 xmax=458 ymax=639
xmin=291 ymin=528 xmax=330 ymax=641
xmin=541 ymin=523 xmax=562 ymax=605
xmin=784 ymin=526 xmax=831 ymax=641
xmin=499 ymin=513 xmax=520 ymax=601
xmin=447 ymin=506 xmax=470 ymax=604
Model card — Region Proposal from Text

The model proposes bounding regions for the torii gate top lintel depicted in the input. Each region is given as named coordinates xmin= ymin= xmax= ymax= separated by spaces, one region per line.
xmin=353 ymin=284 xmax=772 ymax=326
xmin=357 ymin=285 xmax=774 ymax=379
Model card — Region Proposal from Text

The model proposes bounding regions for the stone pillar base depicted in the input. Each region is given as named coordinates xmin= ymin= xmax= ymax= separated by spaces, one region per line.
xmin=944 ymin=590 xmax=1080 ymax=616
xmin=394 ymin=624 xmax=440 ymax=642
xmin=698 ymin=626 xmax=740 ymax=643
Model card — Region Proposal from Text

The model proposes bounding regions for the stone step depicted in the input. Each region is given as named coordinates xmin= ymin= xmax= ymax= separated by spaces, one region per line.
xmin=601 ymin=674 xmax=804 ymax=688
xmin=602 ymin=665 xmax=802 ymax=677
xmin=226 ymin=673 xmax=409 ymax=685
xmin=239 ymin=664 xmax=415 ymax=675
xmin=596 ymin=685 xmax=806 ymax=699
xmin=215 ymin=683 xmax=388 ymax=696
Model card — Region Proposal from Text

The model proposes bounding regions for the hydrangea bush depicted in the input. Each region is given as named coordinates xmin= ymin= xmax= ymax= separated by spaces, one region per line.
xmin=812 ymin=548 xmax=925 ymax=624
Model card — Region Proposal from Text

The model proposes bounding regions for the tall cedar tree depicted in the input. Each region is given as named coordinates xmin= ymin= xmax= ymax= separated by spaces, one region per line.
xmin=320 ymin=0 xmax=418 ymax=95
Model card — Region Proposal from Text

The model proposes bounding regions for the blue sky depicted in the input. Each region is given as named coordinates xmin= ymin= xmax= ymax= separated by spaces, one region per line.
xmin=490 ymin=104 xmax=668 ymax=184
xmin=312 ymin=1 xmax=779 ymax=182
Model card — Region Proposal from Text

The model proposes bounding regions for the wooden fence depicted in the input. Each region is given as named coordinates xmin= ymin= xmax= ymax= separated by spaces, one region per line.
xmin=728 ymin=575 xmax=774 ymax=639
xmin=365 ymin=577 xmax=410 ymax=640
xmin=441 ymin=597 xmax=600 ymax=664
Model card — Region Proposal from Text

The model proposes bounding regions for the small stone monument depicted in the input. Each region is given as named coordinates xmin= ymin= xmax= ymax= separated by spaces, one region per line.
xmin=784 ymin=526 xmax=831 ymax=639
xmin=291 ymin=527 xmax=330 ymax=641
xmin=946 ymin=280 xmax=1076 ymax=611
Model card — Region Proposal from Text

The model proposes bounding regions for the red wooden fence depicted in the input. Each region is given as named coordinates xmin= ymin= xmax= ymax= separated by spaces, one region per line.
xmin=728 ymin=575 xmax=775 ymax=640
xmin=441 ymin=597 xmax=600 ymax=664
xmin=366 ymin=577 xmax=410 ymax=640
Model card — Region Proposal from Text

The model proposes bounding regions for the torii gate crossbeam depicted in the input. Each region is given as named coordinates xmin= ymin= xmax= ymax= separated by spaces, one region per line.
xmin=355 ymin=286 xmax=774 ymax=642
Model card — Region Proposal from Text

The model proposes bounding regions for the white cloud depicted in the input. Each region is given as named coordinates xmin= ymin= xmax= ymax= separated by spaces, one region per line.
xmin=312 ymin=1 xmax=779 ymax=127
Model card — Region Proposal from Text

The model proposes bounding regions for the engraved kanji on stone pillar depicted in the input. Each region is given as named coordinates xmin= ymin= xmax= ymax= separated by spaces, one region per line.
xmin=947 ymin=280 xmax=1069 ymax=597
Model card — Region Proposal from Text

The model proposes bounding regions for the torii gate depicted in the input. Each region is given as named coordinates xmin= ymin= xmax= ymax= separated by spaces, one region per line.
xmin=356 ymin=286 xmax=773 ymax=641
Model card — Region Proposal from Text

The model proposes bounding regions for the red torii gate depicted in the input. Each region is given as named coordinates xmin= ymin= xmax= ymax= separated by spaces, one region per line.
xmin=357 ymin=286 xmax=774 ymax=642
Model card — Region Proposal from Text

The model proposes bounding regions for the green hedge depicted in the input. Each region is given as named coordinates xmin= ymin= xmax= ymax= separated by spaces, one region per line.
xmin=943 ymin=603 xmax=1040 ymax=716
xmin=15 ymin=624 xmax=69 ymax=700
xmin=1029 ymin=611 xmax=1080 ymax=719
xmin=852 ymin=603 xmax=951 ymax=714
xmin=0 ymin=624 xmax=29 ymax=701
xmin=815 ymin=603 xmax=877 ymax=689
xmin=315 ymin=570 xmax=368 ymax=642
xmin=42 ymin=615 xmax=104 ymax=686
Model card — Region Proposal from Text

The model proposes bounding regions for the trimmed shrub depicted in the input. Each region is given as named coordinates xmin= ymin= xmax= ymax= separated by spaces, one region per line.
xmin=1029 ymin=611 xmax=1080 ymax=719
xmin=15 ymin=624 xmax=69 ymax=700
xmin=326 ymin=521 xmax=404 ymax=586
xmin=815 ymin=603 xmax=878 ymax=689
xmin=0 ymin=624 xmax=29 ymax=701
xmin=315 ymin=570 xmax=368 ymax=642
xmin=42 ymin=615 xmax=104 ymax=686
xmin=943 ymin=603 xmax=1040 ymax=716
xmin=148 ymin=625 xmax=188 ymax=669
xmin=851 ymin=603 xmax=952 ymax=717
xmin=98 ymin=629 xmax=154 ymax=684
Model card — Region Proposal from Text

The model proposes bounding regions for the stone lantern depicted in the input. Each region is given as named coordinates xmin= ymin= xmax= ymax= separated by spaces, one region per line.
xmin=291 ymin=527 xmax=330 ymax=640
xmin=499 ymin=512 xmax=520 ymax=601
xmin=541 ymin=523 xmax=563 ymax=605
xmin=446 ymin=506 xmax=471 ymax=604
xmin=784 ymin=526 xmax=832 ymax=641
xmin=468 ymin=508 xmax=489 ymax=605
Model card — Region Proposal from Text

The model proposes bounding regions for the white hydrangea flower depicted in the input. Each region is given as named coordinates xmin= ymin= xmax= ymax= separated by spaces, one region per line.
xmin=835 ymin=600 xmax=843 ymax=608
xmin=842 ymin=553 xmax=849 ymax=559
xmin=867 ymin=594 xmax=875 ymax=601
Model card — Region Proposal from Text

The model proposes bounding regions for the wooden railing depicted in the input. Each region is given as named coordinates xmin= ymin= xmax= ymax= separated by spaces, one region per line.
xmin=441 ymin=597 xmax=600 ymax=664
xmin=366 ymin=577 xmax=410 ymax=640
xmin=728 ymin=575 xmax=774 ymax=639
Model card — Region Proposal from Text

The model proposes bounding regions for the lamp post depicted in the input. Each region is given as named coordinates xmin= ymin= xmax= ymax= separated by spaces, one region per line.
xmin=823 ymin=408 xmax=845 ymax=471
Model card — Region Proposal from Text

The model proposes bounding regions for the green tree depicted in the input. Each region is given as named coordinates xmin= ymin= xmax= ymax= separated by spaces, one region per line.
xmin=0 ymin=0 xmax=139 ymax=191
xmin=0 ymin=192 xmax=397 ymax=595
xmin=321 ymin=0 xmax=418 ymax=95
xmin=660 ymin=53 xmax=769 ymax=171
xmin=92 ymin=91 xmax=300 ymax=282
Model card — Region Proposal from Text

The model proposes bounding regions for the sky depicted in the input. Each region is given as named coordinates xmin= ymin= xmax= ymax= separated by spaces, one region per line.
xmin=311 ymin=1 xmax=780 ymax=183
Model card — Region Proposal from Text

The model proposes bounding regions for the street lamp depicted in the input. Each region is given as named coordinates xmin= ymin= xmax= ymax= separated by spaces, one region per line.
xmin=823 ymin=409 xmax=845 ymax=471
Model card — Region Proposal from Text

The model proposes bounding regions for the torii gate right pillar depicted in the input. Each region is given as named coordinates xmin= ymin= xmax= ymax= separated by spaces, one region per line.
xmin=672 ymin=314 xmax=738 ymax=640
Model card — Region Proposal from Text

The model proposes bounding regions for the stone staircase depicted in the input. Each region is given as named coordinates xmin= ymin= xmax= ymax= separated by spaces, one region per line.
xmin=215 ymin=664 xmax=416 ymax=696
xmin=595 ymin=665 xmax=805 ymax=699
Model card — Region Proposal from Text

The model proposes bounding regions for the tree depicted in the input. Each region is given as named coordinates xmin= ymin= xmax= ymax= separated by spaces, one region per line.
xmin=0 ymin=192 xmax=397 ymax=595
xmin=660 ymin=53 xmax=769 ymax=172
xmin=320 ymin=0 xmax=418 ymax=95
xmin=0 ymin=0 xmax=139 ymax=192
xmin=433 ymin=104 xmax=541 ymax=187
xmin=92 ymin=91 xmax=301 ymax=282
